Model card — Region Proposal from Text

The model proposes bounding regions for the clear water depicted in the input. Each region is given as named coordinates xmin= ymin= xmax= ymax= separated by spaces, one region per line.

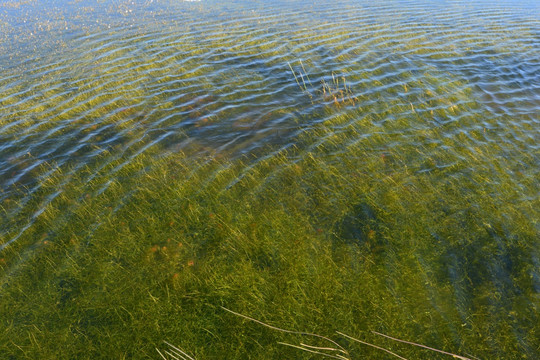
xmin=0 ymin=0 xmax=539 ymax=358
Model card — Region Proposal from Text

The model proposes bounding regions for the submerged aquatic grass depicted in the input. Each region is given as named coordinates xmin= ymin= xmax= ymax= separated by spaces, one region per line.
xmin=1 ymin=92 xmax=538 ymax=358
xmin=0 ymin=0 xmax=539 ymax=359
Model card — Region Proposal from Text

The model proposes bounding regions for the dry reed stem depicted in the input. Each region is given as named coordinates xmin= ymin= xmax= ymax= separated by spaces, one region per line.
xmin=156 ymin=347 xmax=168 ymax=359
xmin=221 ymin=307 xmax=479 ymax=360
xmin=278 ymin=342 xmax=350 ymax=360
xmin=336 ymin=331 xmax=408 ymax=360
xmin=221 ymin=306 xmax=349 ymax=356
xmin=372 ymin=331 xmax=475 ymax=360
xmin=156 ymin=341 xmax=196 ymax=360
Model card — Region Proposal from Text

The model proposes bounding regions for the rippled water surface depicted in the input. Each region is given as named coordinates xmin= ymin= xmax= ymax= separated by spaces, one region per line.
xmin=0 ymin=0 xmax=539 ymax=358
xmin=1 ymin=0 xmax=539 ymax=197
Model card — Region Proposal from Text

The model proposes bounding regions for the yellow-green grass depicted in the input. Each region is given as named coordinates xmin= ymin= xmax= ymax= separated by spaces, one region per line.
xmin=0 ymin=3 xmax=538 ymax=358
xmin=1 ymin=94 xmax=538 ymax=358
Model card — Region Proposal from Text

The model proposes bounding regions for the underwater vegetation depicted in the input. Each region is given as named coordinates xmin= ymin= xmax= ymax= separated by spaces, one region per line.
xmin=1 ymin=91 xmax=538 ymax=358
xmin=0 ymin=0 xmax=539 ymax=359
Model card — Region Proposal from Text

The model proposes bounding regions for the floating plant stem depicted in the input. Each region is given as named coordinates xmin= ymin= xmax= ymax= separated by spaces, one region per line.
xmin=221 ymin=306 xmax=349 ymax=356
xmin=336 ymin=332 xmax=409 ymax=360
xmin=277 ymin=342 xmax=350 ymax=360
xmin=372 ymin=331 xmax=475 ymax=360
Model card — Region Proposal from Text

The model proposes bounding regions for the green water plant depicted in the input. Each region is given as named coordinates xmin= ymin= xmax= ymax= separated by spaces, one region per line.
xmin=1 ymin=96 xmax=537 ymax=358
xmin=0 ymin=1 xmax=538 ymax=358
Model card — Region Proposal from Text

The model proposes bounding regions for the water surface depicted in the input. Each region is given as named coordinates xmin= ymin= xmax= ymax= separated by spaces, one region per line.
xmin=0 ymin=0 xmax=539 ymax=358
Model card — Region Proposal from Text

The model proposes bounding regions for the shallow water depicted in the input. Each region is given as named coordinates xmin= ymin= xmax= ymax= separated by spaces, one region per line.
xmin=1 ymin=0 xmax=538 ymax=192
xmin=0 ymin=0 xmax=539 ymax=358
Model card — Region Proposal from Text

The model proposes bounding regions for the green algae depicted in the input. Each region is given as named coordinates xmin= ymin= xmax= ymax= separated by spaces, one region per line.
xmin=1 ymin=88 xmax=538 ymax=358
xmin=0 ymin=1 xmax=539 ymax=359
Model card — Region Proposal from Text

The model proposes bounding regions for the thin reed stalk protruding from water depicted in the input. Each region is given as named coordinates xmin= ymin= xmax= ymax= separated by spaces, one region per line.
xmin=288 ymin=62 xmax=304 ymax=91
xmin=372 ymin=331 xmax=475 ymax=360
xmin=221 ymin=306 xmax=350 ymax=358
xmin=287 ymin=61 xmax=313 ymax=102
xmin=320 ymin=72 xmax=357 ymax=106
xmin=299 ymin=59 xmax=313 ymax=88
xmin=156 ymin=341 xmax=196 ymax=360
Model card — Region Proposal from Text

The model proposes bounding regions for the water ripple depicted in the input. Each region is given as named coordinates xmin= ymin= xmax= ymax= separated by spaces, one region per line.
xmin=0 ymin=0 xmax=539 ymax=247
